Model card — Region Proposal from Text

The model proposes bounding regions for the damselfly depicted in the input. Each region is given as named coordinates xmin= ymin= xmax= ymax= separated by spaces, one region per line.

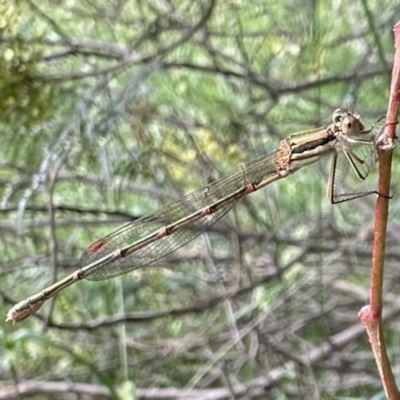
xmin=6 ymin=108 xmax=395 ymax=322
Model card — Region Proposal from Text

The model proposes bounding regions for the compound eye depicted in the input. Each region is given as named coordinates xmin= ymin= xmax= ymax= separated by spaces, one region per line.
xmin=332 ymin=108 xmax=345 ymax=124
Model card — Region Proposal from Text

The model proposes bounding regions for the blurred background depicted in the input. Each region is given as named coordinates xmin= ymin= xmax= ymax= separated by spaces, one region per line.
xmin=1 ymin=1 xmax=400 ymax=399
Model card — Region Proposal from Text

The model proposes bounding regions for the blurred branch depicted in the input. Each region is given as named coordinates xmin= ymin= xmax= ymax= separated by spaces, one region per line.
xmin=34 ymin=0 xmax=217 ymax=82
xmin=164 ymin=61 xmax=387 ymax=97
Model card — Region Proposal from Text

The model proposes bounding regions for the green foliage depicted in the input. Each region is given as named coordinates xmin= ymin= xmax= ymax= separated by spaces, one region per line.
xmin=1 ymin=1 xmax=400 ymax=399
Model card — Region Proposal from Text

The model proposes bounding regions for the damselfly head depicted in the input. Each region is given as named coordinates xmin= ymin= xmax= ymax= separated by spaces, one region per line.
xmin=332 ymin=108 xmax=365 ymax=136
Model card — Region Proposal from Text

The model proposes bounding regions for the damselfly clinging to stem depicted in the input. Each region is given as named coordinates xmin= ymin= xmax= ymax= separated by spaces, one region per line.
xmin=6 ymin=108 xmax=396 ymax=322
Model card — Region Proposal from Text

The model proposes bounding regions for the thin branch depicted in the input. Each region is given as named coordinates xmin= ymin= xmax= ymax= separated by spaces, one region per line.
xmin=359 ymin=21 xmax=400 ymax=400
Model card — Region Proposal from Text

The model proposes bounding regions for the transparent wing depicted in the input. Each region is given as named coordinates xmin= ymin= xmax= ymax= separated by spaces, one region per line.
xmin=80 ymin=151 xmax=278 ymax=280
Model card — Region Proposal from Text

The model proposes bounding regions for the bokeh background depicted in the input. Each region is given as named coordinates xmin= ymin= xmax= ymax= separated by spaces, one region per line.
xmin=1 ymin=1 xmax=400 ymax=399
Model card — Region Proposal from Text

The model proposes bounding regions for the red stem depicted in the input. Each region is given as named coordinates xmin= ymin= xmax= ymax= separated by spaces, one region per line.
xmin=358 ymin=22 xmax=400 ymax=400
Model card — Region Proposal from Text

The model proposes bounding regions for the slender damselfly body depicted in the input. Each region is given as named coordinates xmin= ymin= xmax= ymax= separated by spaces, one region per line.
xmin=6 ymin=108 xmax=396 ymax=322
